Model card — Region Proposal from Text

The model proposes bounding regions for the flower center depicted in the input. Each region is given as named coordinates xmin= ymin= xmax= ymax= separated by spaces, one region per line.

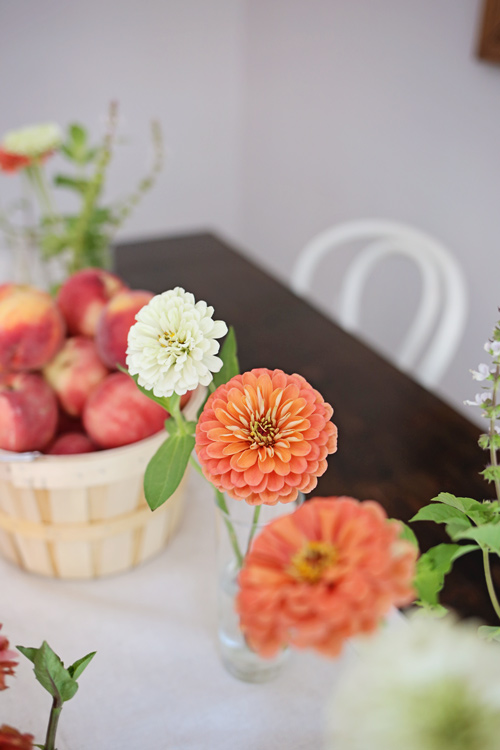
xmin=158 ymin=330 xmax=189 ymax=353
xmin=289 ymin=541 xmax=337 ymax=583
xmin=249 ymin=417 xmax=278 ymax=446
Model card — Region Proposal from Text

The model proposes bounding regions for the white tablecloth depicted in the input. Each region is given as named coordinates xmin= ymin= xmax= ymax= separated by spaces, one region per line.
xmin=1 ymin=471 xmax=353 ymax=750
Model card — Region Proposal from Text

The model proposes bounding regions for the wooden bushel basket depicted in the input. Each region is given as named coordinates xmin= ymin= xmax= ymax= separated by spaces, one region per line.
xmin=0 ymin=386 xmax=206 ymax=579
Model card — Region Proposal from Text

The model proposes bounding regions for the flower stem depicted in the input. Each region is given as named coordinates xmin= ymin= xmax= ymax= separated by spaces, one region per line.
xmin=44 ymin=697 xmax=62 ymax=750
xmin=483 ymin=547 xmax=500 ymax=622
xmin=489 ymin=366 xmax=500 ymax=501
xmin=188 ymin=455 xmax=244 ymax=566
xmin=246 ymin=505 xmax=261 ymax=556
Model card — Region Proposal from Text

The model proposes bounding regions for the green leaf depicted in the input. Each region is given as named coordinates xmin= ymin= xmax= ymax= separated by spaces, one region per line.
xmin=69 ymin=123 xmax=87 ymax=146
xmin=144 ymin=433 xmax=195 ymax=510
xmin=431 ymin=493 xmax=496 ymax=524
xmin=456 ymin=523 xmax=500 ymax=555
xmin=122 ymin=370 xmax=171 ymax=412
xmin=68 ymin=651 xmax=96 ymax=680
xmin=482 ymin=465 xmax=500 ymax=485
xmin=212 ymin=326 xmax=240 ymax=389
xmin=478 ymin=625 xmax=500 ymax=642
xmin=17 ymin=646 xmax=37 ymax=663
xmin=19 ymin=641 xmax=77 ymax=703
xmin=411 ymin=504 xmax=468 ymax=525
xmin=53 ymin=174 xmax=90 ymax=195
xmin=445 ymin=518 xmax=473 ymax=541
xmin=399 ymin=522 xmax=419 ymax=548
xmin=414 ymin=543 xmax=478 ymax=607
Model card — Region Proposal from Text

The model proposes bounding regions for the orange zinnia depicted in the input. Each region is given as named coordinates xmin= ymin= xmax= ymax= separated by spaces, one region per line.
xmin=195 ymin=368 xmax=337 ymax=505
xmin=236 ymin=497 xmax=417 ymax=658
xmin=0 ymin=725 xmax=34 ymax=749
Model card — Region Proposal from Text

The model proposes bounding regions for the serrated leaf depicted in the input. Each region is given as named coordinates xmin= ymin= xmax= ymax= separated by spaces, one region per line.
xmin=144 ymin=433 xmax=195 ymax=510
xmin=478 ymin=626 xmax=500 ymax=642
xmin=399 ymin=522 xmax=419 ymax=548
xmin=68 ymin=651 xmax=96 ymax=680
xmin=456 ymin=523 xmax=500 ymax=555
xmin=411 ymin=504 xmax=468 ymax=525
xmin=212 ymin=326 xmax=240 ymax=390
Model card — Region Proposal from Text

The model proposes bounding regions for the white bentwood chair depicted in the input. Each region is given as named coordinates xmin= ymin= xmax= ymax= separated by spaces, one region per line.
xmin=290 ymin=220 xmax=468 ymax=388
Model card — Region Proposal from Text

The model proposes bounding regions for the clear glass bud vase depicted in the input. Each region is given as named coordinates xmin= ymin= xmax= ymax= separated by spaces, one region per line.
xmin=215 ymin=495 xmax=302 ymax=683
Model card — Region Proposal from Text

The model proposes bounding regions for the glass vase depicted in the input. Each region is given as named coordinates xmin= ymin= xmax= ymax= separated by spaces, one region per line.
xmin=215 ymin=495 xmax=302 ymax=683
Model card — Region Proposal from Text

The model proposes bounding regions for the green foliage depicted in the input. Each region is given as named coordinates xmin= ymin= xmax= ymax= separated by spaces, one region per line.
xmin=456 ymin=522 xmax=500 ymax=555
xmin=212 ymin=326 xmax=240 ymax=390
xmin=144 ymin=433 xmax=195 ymax=510
xmin=481 ymin=465 xmax=500 ymax=484
xmin=398 ymin=522 xmax=419 ymax=548
xmin=414 ymin=543 xmax=478 ymax=608
xmin=17 ymin=641 xmax=95 ymax=705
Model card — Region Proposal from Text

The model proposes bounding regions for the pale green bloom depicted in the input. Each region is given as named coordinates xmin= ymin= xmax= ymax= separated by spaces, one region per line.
xmin=126 ymin=287 xmax=228 ymax=397
xmin=3 ymin=123 xmax=62 ymax=157
xmin=327 ymin=615 xmax=500 ymax=750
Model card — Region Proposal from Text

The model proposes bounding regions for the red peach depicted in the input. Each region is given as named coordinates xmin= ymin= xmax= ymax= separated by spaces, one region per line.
xmin=43 ymin=336 xmax=109 ymax=417
xmin=47 ymin=432 xmax=98 ymax=455
xmin=0 ymin=372 xmax=58 ymax=452
xmin=0 ymin=284 xmax=65 ymax=372
xmin=96 ymin=289 xmax=154 ymax=369
xmin=57 ymin=269 xmax=127 ymax=337
xmin=83 ymin=372 xmax=167 ymax=449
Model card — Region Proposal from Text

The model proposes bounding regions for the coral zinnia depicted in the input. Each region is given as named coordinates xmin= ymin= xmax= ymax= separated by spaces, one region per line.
xmin=0 ymin=625 xmax=17 ymax=690
xmin=0 ymin=725 xmax=34 ymax=749
xmin=0 ymin=149 xmax=31 ymax=173
xmin=236 ymin=497 xmax=417 ymax=657
xmin=195 ymin=368 xmax=337 ymax=505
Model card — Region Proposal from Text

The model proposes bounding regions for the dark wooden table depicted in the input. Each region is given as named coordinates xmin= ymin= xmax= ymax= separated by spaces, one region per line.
xmin=116 ymin=232 xmax=493 ymax=622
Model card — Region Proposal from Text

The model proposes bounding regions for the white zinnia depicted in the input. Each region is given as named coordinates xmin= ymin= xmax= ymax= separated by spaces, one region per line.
xmin=126 ymin=287 xmax=228 ymax=397
xmin=326 ymin=615 xmax=500 ymax=750
xmin=3 ymin=123 xmax=62 ymax=157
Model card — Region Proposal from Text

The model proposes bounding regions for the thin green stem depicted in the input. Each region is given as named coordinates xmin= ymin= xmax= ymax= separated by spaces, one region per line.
xmin=44 ymin=697 xmax=62 ymax=750
xmin=215 ymin=488 xmax=243 ymax=568
xmin=246 ymin=505 xmax=261 ymax=556
xmin=489 ymin=367 xmax=500 ymax=501
xmin=483 ymin=547 xmax=500 ymax=622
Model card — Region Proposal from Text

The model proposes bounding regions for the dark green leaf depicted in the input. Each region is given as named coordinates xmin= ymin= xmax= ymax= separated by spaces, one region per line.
xmin=212 ymin=326 xmax=240 ymax=390
xmin=478 ymin=625 xmax=500 ymax=642
xmin=68 ymin=651 xmax=96 ymax=680
xmin=399 ymin=522 xmax=419 ymax=548
xmin=144 ymin=433 xmax=195 ymax=510
xmin=456 ymin=523 xmax=500 ymax=555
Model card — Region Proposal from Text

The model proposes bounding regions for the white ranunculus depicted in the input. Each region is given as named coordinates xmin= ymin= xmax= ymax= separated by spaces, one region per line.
xmin=3 ymin=123 xmax=62 ymax=157
xmin=326 ymin=614 xmax=500 ymax=750
xmin=126 ymin=287 xmax=228 ymax=398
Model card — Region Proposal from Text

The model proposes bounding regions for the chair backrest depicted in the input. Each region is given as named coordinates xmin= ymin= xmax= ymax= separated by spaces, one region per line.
xmin=290 ymin=219 xmax=468 ymax=388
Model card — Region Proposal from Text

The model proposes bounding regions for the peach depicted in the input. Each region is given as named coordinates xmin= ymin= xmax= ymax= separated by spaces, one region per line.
xmin=43 ymin=336 xmax=109 ymax=416
xmin=47 ymin=432 xmax=97 ymax=455
xmin=96 ymin=289 xmax=154 ymax=369
xmin=83 ymin=372 xmax=166 ymax=449
xmin=0 ymin=284 xmax=65 ymax=372
xmin=57 ymin=269 xmax=127 ymax=337
xmin=0 ymin=372 xmax=58 ymax=452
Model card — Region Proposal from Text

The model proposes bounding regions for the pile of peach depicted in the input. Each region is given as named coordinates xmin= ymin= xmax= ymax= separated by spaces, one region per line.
xmin=0 ymin=269 xmax=174 ymax=455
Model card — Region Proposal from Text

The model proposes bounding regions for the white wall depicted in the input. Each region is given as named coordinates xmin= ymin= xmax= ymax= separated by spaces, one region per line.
xmin=1 ymin=1 xmax=499 ymax=421
xmin=0 ymin=0 xmax=245 ymax=239
xmin=238 ymin=0 xmax=500 ymax=419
